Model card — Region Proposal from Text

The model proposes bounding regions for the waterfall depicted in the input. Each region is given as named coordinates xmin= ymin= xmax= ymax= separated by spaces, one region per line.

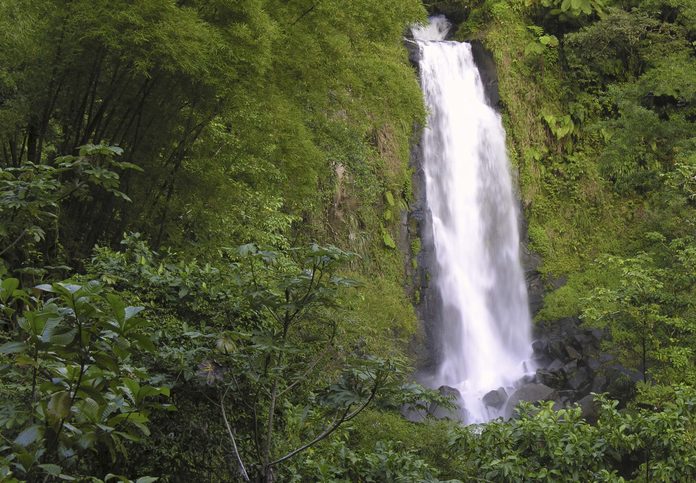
xmin=413 ymin=17 xmax=535 ymax=424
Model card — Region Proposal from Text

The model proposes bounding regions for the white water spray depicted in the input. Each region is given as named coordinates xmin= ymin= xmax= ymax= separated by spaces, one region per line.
xmin=413 ymin=17 xmax=535 ymax=423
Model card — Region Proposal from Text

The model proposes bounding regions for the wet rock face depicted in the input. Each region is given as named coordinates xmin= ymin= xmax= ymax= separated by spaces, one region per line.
xmin=404 ymin=38 xmax=421 ymax=66
xmin=482 ymin=317 xmax=641 ymax=421
xmin=530 ymin=317 xmax=642 ymax=411
xmin=482 ymin=387 xmax=507 ymax=409
xmin=503 ymin=383 xmax=556 ymax=419
xmin=470 ymin=41 xmax=500 ymax=108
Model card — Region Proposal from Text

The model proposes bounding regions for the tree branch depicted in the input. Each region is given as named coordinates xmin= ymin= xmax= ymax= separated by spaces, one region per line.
xmin=291 ymin=1 xmax=321 ymax=26
xmin=221 ymin=389 xmax=250 ymax=482
xmin=268 ymin=374 xmax=381 ymax=468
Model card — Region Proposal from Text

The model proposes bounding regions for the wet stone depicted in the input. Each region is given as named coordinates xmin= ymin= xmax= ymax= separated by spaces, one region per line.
xmin=565 ymin=344 xmax=583 ymax=360
xmin=577 ymin=394 xmax=599 ymax=424
xmin=587 ymin=357 xmax=601 ymax=372
xmin=536 ymin=369 xmax=563 ymax=388
xmin=569 ymin=368 xmax=592 ymax=391
xmin=503 ymin=383 xmax=556 ymax=419
xmin=483 ymin=387 xmax=508 ymax=408
xmin=591 ymin=374 xmax=608 ymax=393
xmin=547 ymin=358 xmax=564 ymax=372
xmin=563 ymin=360 xmax=578 ymax=374
xmin=532 ymin=339 xmax=548 ymax=354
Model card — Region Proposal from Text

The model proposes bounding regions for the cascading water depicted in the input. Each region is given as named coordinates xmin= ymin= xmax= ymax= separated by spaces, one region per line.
xmin=413 ymin=17 xmax=535 ymax=424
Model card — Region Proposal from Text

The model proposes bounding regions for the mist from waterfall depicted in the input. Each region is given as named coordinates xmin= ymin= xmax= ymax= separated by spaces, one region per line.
xmin=413 ymin=16 xmax=535 ymax=424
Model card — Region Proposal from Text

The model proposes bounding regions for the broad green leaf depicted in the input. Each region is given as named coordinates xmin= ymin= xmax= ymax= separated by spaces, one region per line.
xmin=382 ymin=230 xmax=397 ymax=249
xmin=38 ymin=463 xmax=62 ymax=476
xmin=107 ymin=294 xmax=126 ymax=324
xmin=132 ymin=333 xmax=156 ymax=352
xmin=122 ymin=378 xmax=140 ymax=404
xmin=124 ymin=306 xmax=145 ymax=320
xmin=56 ymin=283 xmax=82 ymax=294
xmin=80 ymin=397 xmax=100 ymax=421
xmin=104 ymin=473 xmax=130 ymax=482
xmin=216 ymin=335 xmax=237 ymax=354
xmin=39 ymin=316 xmax=63 ymax=343
xmin=48 ymin=328 xmax=77 ymax=346
xmin=0 ymin=341 xmax=27 ymax=354
xmin=0 ymin=278 xmax=19 ymax=302
xmin=48 ymin=391 xmax=72 ymax=420
xmin=238 ymin=243 xmax=257 ymax=257
xmin=14 ymin=425 xmax=41 ymax=447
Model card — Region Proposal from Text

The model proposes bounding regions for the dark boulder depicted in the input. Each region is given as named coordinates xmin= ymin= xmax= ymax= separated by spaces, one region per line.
xmin=536 ymin=368 xmax=563 ymax=388
xmin=591 ymin=374 xmax=608 ymax=393
xmin=503 ymin=383 xmax=556 ymax=419
xmin=576 ymin=394 xmax=599 ymax=424
xmin=603 ymin=368 xmax=640 ymax=404
xmin=483 ymin=387 xmax=508 ymax=409
xmin=548 ymin=340 xmax=567 ymax=359
xmin=404 ymin=38 xmax=420 ymax=65
xmin=600 ymin=353 xmax=615 ymax=363
xmin=557 ymin=389 xmax=576 ymax=402
xmin=568 ymin=367 xmax=592 ymax=396
xmin=586 ymin=357 xmax=601 ymax=372
xmin=565 ymin=344 xmax=583 ymax=360
xmin=563 ymin=360 xmax=578 ymax=375
xmin=532 ymin=339 xmax=547 ymax=355
xmin=547 ymin=358 xmax=564 ymax=372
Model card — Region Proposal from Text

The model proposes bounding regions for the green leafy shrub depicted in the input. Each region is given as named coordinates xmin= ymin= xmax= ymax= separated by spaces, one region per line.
xmin=0 ymin=279 xmax=169 ymax=481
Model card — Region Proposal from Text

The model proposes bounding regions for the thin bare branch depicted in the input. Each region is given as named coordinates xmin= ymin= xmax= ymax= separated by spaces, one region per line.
xmin=268 ymin=373 xmax=381 ymax=468
xmin=221 ymin=389 xmax=250 ymax=482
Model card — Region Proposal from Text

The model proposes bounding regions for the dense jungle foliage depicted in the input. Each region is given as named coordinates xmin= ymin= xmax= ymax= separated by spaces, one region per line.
xmin=0 ymin=0 xmax=694 ymax=481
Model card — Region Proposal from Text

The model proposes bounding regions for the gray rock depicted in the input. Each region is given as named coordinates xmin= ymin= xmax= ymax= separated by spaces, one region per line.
xmin=483 ymin=387 xmax=508 ymax=408
xmin=471 ymin=41 xmax=500 ymax=107
xmin=438 ymin=385 xmax=461 ymax=398
xmin=563 ymin=360 xmax=578 ymax=374
xmin=503 ymin=383 xmax=556 ymax=419
xmin=547 ymin=358 xmax=564 ymax=372
xmin=591 ymin=374 xmax=608 ymax=393
xmin=565 ymin=344 xmax=583 ymax=360
xmin=521 ymin=373 xmax=536 ymax=384
xmin=428 ymin=402 xmax=461 ymax=421
xmin=568 ymin=368 xmax=592 ymax=394
xmin=552 ymin=400 xmax=567 ymax=411
xmin=548 ymin=340 xmax=566 ymax=359
xmin=548 ymin=275 xmax=568 ymax=290
xmin=404 ymin=38 xmax=421 ymax=65
xmin=600 ymin=353 xmax=615 ymax=363
xmin=576 ymin=394 xmax=599 ymax=424
xmin=536 ymin=369 xmax=563 ymax=388
xmin=532 ymin=339 xmax=548 ymax=354
xmin=587 ymin=357 xmax=601 ymax=372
